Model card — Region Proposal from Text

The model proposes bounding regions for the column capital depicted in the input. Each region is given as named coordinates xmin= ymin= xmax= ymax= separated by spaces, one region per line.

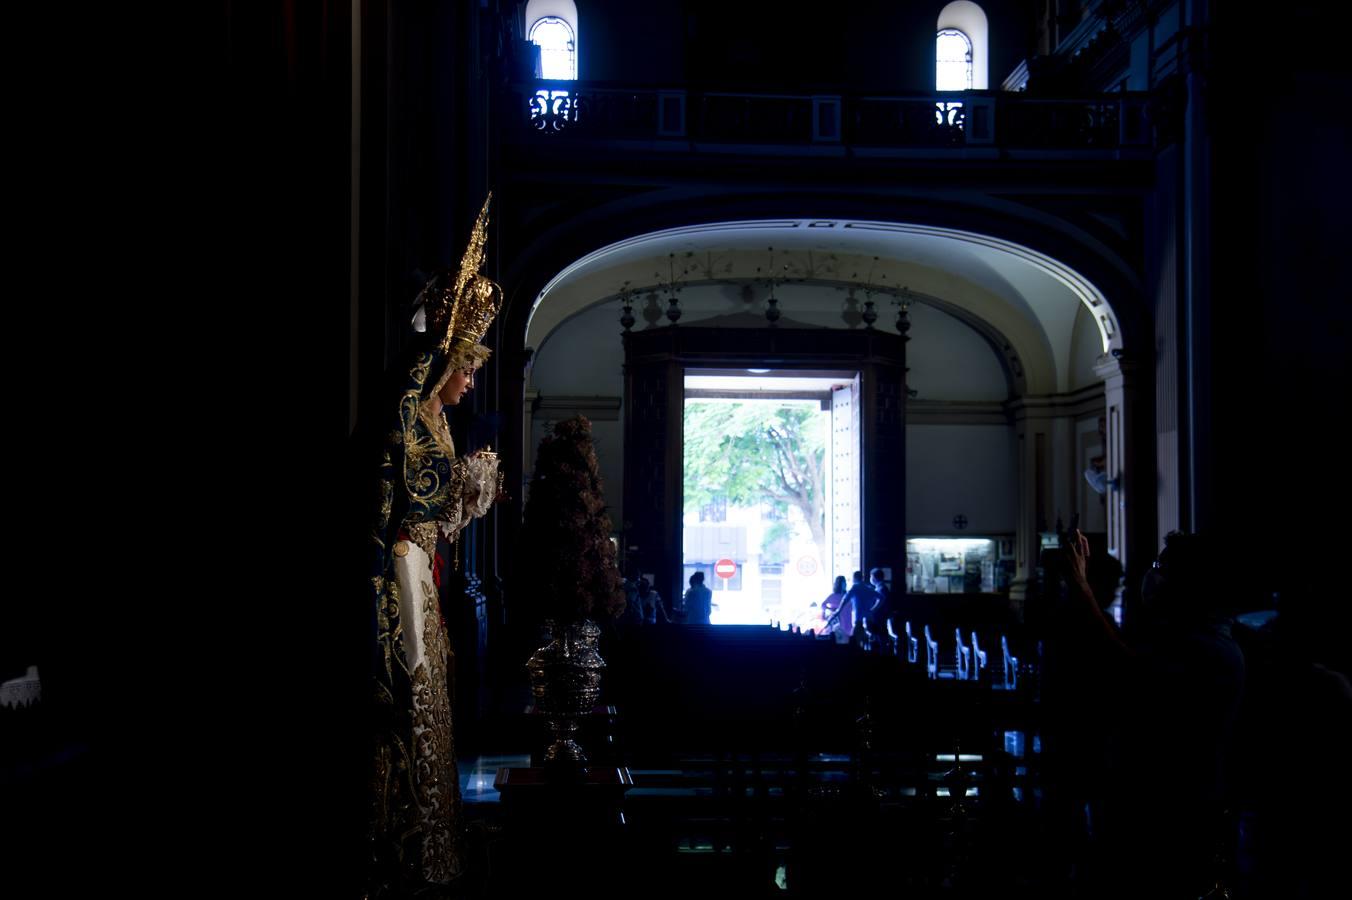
xmin=1093 ymin=351 xmax=1147 ymax=385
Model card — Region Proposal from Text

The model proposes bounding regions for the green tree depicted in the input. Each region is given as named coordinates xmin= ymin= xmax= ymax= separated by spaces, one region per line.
xmin=684 ymin=401 xmax=827 ymax=552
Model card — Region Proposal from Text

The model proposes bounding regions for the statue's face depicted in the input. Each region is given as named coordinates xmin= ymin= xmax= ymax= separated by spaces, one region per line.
xmin=438 ymin=366 xmax=475 ymax=406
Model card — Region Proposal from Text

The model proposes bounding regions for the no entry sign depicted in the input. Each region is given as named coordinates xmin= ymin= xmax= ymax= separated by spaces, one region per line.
xmin=714 ymin=558 xmax=737 ymax=579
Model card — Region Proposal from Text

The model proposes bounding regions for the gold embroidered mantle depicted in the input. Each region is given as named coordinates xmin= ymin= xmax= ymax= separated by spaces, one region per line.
xmin=367 ymin=356 xmax=499 ymax=895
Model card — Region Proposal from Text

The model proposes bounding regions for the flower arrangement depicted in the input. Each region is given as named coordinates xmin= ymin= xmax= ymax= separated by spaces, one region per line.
xmin=518 ymin=416 xmax=625 ymax=623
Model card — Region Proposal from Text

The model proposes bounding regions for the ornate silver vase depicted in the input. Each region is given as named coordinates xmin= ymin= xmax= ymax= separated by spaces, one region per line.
xmin=526 ymin=619 xmax=605 ymax=767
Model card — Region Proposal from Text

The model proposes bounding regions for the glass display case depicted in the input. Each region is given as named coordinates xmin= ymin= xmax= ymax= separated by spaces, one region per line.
xmin=905 ymin=537 xmax=1014 ymax=594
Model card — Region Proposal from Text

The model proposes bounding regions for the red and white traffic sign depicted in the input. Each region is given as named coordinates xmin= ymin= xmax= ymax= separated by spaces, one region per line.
xmin=714 ymin=558 xmax=737 ymax=579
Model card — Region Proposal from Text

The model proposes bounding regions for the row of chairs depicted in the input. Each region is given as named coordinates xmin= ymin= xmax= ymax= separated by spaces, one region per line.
xmin=896 ymin=622 xmax=1018 ymax=689
xmin=824 ymin=612 xmax=1025 ymax=692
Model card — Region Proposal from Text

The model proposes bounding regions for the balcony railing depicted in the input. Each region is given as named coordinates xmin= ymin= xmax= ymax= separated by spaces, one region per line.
xmin=510 ymin=82 xmax=1151 ymax=153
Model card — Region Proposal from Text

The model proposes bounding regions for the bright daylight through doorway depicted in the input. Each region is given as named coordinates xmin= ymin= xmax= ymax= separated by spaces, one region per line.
xmin=683 ymin=369 xmax=861 ymax=631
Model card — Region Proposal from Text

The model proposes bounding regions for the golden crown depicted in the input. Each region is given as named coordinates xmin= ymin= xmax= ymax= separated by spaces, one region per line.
xmin=423 ymin=194 xmax=502 ymax=359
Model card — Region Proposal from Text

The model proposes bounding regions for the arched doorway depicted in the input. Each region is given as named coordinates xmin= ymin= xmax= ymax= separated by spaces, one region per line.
xmin=621 ymin=323 xmax=906 ymax=617
xmin=512 ymin=218 xmax=1142 ymax=619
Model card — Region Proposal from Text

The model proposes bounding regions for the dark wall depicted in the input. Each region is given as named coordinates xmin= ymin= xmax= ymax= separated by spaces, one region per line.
xmin=983 ymin=0 xmax=1031 ymax=90
xmin=573 ymin=0 xmax=1036 ymax=92
xmin=1208 ymin=3 xmax=1352 ymax=596
xmin=581 ymin=0 xmax=689 ymax=83
xmin=370 ymin=1 xmax=492 ymax=379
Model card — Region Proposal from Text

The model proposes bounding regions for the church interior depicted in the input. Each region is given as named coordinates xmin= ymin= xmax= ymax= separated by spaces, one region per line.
xmin=6 ymin=1 xmax=1350 ymax=897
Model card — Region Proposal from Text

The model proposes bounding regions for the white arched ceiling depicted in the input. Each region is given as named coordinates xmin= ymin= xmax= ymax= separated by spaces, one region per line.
xmin=524 ymin=220 xmax=1120 ymax=395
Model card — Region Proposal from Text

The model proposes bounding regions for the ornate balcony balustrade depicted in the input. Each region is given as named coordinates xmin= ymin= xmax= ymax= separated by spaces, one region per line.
xmin=509 ymin=81 xmax=1152 ymax=155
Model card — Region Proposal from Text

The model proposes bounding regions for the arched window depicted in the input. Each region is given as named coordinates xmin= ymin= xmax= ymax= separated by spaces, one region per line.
xmin=525 ymin=0 xmax=579 ymax=80
xmin=936 ymin=2 xmax=988 ymax=90
xmin=936 ymin=29 xmax=972 ymax=90
xmin=529 ymin=17 xmax=575 ymax=80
